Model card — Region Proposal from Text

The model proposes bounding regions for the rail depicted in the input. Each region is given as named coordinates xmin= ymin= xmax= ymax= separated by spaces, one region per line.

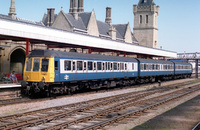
xmin=192 ymin=122 xmax=200 ymax=130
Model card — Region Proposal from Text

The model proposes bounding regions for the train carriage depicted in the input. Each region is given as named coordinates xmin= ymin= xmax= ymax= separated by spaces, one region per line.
xmin=172 ymin=61 xmax=192 ymax=78
xmin=22 ymin=50 xmax=138 ymax=95
xmin=136 ymin=58 xmax=174 ymax=82
xmin=22 ymin=50 xmax=192 ymax=96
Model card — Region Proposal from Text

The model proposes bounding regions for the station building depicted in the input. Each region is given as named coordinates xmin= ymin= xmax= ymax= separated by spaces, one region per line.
xmin=0 ymin=0 xmax=164 ymax=76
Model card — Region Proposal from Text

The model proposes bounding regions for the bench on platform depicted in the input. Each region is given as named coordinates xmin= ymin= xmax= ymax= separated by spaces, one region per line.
xmin=6 ymin=74 xmax=23 ymax=80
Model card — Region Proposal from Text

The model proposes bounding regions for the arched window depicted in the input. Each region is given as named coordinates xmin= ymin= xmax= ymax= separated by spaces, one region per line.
xmin=140 ymin=15 xmax=142 ymax=24
xmin=146 ymin=15 xmax=148 ymax=24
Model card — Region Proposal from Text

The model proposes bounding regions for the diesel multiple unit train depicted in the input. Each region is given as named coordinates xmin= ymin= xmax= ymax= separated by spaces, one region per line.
xmin=21 ymin=50 xmax=192 ymax=96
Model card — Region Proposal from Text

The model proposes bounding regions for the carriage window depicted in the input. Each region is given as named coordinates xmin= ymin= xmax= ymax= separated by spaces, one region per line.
xmin=156 ymin=64 xmax=159 ymax=70
xmin=88 ymin=62 xmax=93 ymax=70
xmin=149 ymin=64 xmax=152 ymax=70
xmin=168 ymin=65 xmax=170 ymax=70
xmin=26 ymin=58 xmax=32 ymax=71
xmin=102 ymin=62 xmax=105 ymax=70
xmin=72 ymin=61 xmax=76 ymax=71
xmin=97 ymin=62 xmax=102 ymax=70
xmin=41 ymin=59 xmax=49 ymax=72
xmin=125 ymin=63 xmax=127 ymax=70
xmin=111 ymin=63 xmax=113 ymax=70
xmin=152 ymin=64 xmax=155 ymax=70
xmin=164 ymin=65 xmax=167 ymax=70
xmin=146 ymin=64 xmax=149 ymax=70
xmin=64 ymin=60 xmax=71 ymax=71
xmin=33 ymin=59 xmax=40 ymax=72
xmin=105 ymin=62 xmax=107 ymax=70
xmin=94 ymin=62 xmax=97 ymax=70
xmin=146 ymin=64 xmax=148 ymax=70
xmin=84 ymin=62 xmax=87 ymax=70
xmin=108 ymin=62 xmax=110 ymax=70
xmin=118 ymin=63 xmax=120 ymax=70
xmin=114 ymin=63 xmax=117 ymax=70
xmin=141 ymin=64 xmax=144 ymax=70
xmin=132 ymin=63 xmax=134 ymax=70
xmin=121 ymin=63 xmax=124 ymax=70
xmin=77 ymin=61 xmax=83 ymax=71
xmin=158 ymin=65 xmax=160 ymax=70
xmin=144 ymin=64 xmax=147 ymax=70
xmin=55 ymin=61 xmax=58 ymax=71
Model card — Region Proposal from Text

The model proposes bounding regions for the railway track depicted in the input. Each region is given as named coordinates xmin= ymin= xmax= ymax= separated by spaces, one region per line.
xmin=0 ymin=79 xmax=198 ymax=107
xmin=193 ymin=122 xmax=200 ymax=130
xmin=0 ymin=80 xmax=199 ymax=129
xmin=42 ymin=84 xmax=200 ymax=130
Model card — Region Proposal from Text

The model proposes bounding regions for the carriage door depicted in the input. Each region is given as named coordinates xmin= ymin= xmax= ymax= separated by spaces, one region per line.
xmin=54 ymin=59 xmax=60 ymax=81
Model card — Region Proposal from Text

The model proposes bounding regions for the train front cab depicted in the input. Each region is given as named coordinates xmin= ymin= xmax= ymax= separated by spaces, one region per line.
xmin=22 ymin=56 xmax=55 ymax=95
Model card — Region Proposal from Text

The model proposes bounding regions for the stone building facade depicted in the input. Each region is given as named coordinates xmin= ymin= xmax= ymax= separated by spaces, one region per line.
xmin=42 ymin=0 xmax=138 ymax=45
xmin=0 ymin=0 xmax=159 ymax=76
xmin=133 ymin=0 xmax=159 ymax=48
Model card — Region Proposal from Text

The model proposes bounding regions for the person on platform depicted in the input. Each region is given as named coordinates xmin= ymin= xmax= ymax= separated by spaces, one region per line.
xmin=9 ymin=71 xmax=18 ymax=83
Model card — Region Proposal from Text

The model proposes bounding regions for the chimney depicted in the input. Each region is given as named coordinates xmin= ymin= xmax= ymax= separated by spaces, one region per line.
xmin=47 ymin=8 xmax=55 ymax=26
xmin=105 ymin=7 xmax=112 ymax=25
xmin=78 ymin=0 xmax=84 ymax=12
xmin=69 ymin=0 xmax=73 ymax=13
xmin=109 ymin=26 xmax=116 ymax=40
xmin=72 ymin=0 xmax=78 ymax=20
xmin=8 ymin=0 xmax=16 ymax=19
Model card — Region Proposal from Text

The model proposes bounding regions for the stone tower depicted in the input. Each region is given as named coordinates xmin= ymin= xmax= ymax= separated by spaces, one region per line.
xmin=133 ymin=0 xmax=159 ymax=48
xmin=8 ymin=0 xmax=16 ymax=19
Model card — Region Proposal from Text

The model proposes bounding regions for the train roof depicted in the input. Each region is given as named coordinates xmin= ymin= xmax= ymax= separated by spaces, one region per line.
xmin=28 ymin=50 xmax=138 ymax=62
xmin=28 ymin=50 xmax=191 ymax=65
xmin=136 ymin=58 xmax=173 ymax=64
xmin=171 ymin=61 xmax=191 ymax=65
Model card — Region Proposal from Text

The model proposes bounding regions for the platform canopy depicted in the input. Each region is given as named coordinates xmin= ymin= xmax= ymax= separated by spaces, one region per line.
xmin=0 ymin=16 xmax=177 ymax=58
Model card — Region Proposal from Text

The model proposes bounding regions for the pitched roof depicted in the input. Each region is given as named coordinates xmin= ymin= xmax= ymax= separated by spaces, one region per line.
xmin=78 ymin=12 xmax=92 ymax=28
xmin=132 ymin=35 xmax=138 ymax=43
xmin=113 ymin=24 xmax=128 ymax=38
xmin=40 ymin=10 xmax=138 ymax=43
xmin=97 ymin=20 xmax=110 ymax=36
xmin=0 ymin=14 xmax=43 ymax=26
xmin=97 ymin=21 xmax=123 ymax=39
xmin=138 ymin=0 xmax=155 ymax=6
xmin=42 ymin=14 xmax=57 ymax=26
xmin=42 ymin=12 xmax=87 ymax=31
xmin=64 ymin=13 xmax=86 ymax=31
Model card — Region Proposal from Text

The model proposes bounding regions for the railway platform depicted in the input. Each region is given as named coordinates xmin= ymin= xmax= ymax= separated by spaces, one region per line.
xmin=0 ymin=83 xmax=21 ymax=89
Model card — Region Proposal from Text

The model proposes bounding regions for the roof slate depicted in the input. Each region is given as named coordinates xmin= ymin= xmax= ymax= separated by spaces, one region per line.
xmin=97 ymin=20 xmax=110 ymax=36
xmin=64 ymin=13 xmax=87 ymax=30
xmin=0 ymin=14 xmax=43 ymax=26
xmin=78 ymin=12 xmax=92 ymax=28
xmin=97 ymin=20 xmax=124 ymax=39
xmin=113 ymin=24 xmax=127 ymax=38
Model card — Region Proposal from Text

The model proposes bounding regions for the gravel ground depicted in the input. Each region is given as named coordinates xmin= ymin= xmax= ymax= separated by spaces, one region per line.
xmin=106 ymin=79 xmax=200 ymax=130
xmin=133 ymin=95 xmax=200 ymax=130
xmin=0 ymin=78 xmax=198 ymax=129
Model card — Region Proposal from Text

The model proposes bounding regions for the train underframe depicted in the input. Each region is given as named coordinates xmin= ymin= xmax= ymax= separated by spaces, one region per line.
xmin=21 ymin=73 xmax=192 ymax=97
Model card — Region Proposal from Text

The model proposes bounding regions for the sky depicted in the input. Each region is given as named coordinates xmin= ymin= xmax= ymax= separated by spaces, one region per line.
xmin=0 ymin=0 xmax=200 ymax=53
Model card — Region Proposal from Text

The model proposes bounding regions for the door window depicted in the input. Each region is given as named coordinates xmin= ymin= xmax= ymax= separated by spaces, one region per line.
xmin=41 ymin=59 xmax=49 ymax=72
